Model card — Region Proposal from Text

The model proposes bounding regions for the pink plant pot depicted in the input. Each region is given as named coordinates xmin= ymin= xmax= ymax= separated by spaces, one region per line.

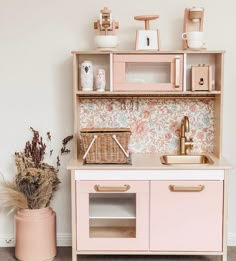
xmin=15 ymin=207 xmax=56 ymax=261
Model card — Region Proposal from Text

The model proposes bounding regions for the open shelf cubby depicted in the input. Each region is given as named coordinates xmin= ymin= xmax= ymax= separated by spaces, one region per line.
xmin=89 ymin=193 xmax=136 ymax=238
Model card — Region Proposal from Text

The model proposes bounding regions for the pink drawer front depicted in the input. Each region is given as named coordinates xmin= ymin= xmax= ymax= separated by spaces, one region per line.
xmin=113 ymin=54 xmax=184 ymax=92
xmin=76 ymin=180 xmax=149 ymax=251
xmin=150 ymin=180 xmax=223 ymax=252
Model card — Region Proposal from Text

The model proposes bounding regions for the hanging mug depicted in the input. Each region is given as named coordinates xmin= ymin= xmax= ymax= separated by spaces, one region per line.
xmin=95 ymin=69 xmax=106 ymax=92
xmin=80 ymin=61 xmax=93 ymax=91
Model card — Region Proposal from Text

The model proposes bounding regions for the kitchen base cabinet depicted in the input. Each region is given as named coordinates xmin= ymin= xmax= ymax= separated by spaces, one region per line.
xmin=70 ymin=169 xmax=229 ymax=261
xmin=150 ymin=180 xmax=224 ymax=252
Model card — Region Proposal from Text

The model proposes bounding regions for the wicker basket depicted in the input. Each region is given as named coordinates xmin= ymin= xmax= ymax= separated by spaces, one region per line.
xmin=80 ymin=128 xmax=131 ymax=164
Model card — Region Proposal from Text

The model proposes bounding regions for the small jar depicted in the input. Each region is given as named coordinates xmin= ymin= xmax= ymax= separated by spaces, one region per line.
xmin=95 ymin=69 xmax=106 ymax=92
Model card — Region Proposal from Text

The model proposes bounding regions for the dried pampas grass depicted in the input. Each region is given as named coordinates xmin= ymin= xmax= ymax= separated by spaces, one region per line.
xmin=0 ymin=175 xmax=28 ymax=214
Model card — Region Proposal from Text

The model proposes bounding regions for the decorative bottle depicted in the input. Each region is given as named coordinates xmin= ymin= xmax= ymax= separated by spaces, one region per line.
xmin=95 ymin=69 xmax=106 ymax=91
xmin=80 ymin=61 xmax=93 ymax=91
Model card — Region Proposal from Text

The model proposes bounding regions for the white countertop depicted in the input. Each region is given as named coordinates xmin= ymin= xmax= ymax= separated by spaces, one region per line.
xmin=67 ymin=153 xmax=232 ymax=170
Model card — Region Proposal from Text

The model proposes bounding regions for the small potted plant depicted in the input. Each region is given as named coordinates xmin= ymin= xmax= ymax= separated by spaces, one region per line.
xmin=0 ymin=127 xmax=73 ymax=261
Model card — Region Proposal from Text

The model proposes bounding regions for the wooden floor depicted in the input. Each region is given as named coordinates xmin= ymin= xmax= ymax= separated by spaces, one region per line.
xmin=0 ymin=247 xmax=236 ymax=260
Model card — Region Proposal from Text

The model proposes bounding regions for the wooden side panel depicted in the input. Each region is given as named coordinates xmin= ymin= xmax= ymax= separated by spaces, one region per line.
xmin=214 ymin=53 xmax=224 ymax=158
xmin=214 ymin=95 xmax=222 ymax=158
xmin=215 ymin=53 xmax=224 ymax=92
xmin=73 ymin=54 xmax=79 ymax=159
xmin=222 ymin=172 xmax=229 ymax=261
xmin=71 ymin=171 xmax=77 ymax=261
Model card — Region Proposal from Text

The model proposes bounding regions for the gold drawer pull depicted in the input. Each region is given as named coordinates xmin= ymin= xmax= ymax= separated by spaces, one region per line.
xmin=169 ymin=185 xmax=205 ymax=192
xmin=94 ymin=184 xmax=130 ymax=192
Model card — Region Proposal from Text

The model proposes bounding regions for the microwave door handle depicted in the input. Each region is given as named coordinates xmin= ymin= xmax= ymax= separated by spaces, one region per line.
xmin=175 ymin=58 xmax=180 ymax=88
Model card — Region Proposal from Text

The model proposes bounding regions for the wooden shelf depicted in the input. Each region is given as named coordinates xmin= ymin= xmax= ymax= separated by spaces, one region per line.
xmin=72 ymin=50 xmax=225 ymax=55
xmin=90 ymin=216 xmax=136 ymax=219
xmin=89 ymin=218 xmax=136 ymax=227
xmin=76 ymin=90 xmax=221 ymax=98
xmin=89 ymin=226 xmax=136 ymax=238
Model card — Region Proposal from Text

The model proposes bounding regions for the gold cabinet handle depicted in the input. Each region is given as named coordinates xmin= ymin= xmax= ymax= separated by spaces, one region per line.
xmin=169 ymin=185 xmax=205 ymax=192
xmin=94 ymin=184 xmax=130 ymax=192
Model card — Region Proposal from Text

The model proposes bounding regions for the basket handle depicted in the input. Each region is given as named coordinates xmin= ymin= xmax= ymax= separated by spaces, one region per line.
xmin=112 ymin=135 xmax=129 ymax=158
xmin=82 ymin=135 xmax=97 ymax=160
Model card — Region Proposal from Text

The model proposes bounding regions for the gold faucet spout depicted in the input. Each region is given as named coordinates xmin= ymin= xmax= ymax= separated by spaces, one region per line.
xmin=180 ymin=116 xmax=193 ymax=155
xmin=181 ymin=116 xmax=189 ymax=135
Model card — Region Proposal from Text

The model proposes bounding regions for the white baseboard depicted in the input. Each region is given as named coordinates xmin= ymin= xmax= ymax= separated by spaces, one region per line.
xmin=228 ymin=233 xmax=236 ymax=246
xmin=1 ymin=233 xmax=236 ymax=248
xmin=0 ymin=233 xmax=72 ymax=247
xmin=0 ymin=234 xmax=15 ymax=247
xmin=56 ymin=233 xmax=72 ymax=246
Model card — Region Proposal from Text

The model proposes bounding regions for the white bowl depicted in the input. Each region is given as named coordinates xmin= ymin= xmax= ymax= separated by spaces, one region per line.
xmin=95 ymin=35 xmax=118 ymax=48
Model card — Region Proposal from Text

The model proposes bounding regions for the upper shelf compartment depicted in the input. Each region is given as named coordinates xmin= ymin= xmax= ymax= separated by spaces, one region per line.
xmin=72 ymin=50 xmax=224 ymax=97
xmin=73 ymin=52 xmax=112 ymax=92
xmin=185 ymin=52 xmax=224 ymax=92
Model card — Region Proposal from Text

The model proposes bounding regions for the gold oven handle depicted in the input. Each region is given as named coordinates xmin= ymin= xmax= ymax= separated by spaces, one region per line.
xmin=169 ymin=185 xmax=205 ymax=192
xmin=94 ymin=184 xmax=130 ymax=192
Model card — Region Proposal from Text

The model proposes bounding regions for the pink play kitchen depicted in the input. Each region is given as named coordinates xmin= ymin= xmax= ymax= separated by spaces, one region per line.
xmin=68 ymin=6 xmax=231 ymax=261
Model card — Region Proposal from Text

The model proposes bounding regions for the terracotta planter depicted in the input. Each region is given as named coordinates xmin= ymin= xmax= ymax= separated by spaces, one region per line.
xmin=15 ymin=207 xmax=56 ymax=261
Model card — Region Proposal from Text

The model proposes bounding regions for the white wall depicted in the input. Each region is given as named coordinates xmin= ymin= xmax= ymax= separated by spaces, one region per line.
xmin=0 ymin=0 xmax=236 ymax=246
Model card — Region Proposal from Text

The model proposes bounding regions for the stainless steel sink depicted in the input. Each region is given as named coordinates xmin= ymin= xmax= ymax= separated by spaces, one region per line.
xmin=160 ymin=154 xmax=214 ymax=165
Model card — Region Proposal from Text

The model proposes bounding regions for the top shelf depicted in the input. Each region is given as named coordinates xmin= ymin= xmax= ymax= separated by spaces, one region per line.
xmin=72 ymin=50 xmax=225 ymax=55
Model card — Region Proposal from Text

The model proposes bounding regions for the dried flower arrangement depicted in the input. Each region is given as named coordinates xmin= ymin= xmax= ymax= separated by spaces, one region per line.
xmin=0 ymin=127 xmax=73 ymax=212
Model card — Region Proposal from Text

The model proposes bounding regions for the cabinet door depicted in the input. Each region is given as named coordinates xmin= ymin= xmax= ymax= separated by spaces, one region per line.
xmin=113 ymin=54 xmax=183 ymax=91
xmin=76 ymin=180 xmax=149 ymax=251
xmin=150 ymin=180 xmax=223 ymax=251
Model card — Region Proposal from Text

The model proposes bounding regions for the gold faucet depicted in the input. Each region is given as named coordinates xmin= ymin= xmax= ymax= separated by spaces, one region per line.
xmin=180 ymin=116 xmax=193 ymax=155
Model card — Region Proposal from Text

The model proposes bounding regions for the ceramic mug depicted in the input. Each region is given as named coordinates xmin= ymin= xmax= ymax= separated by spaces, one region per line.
xmin=182 ymin=32 xmax=205 ymax=49
xmin=187 ymin=40 xmax=205 ymax=49
xmin=182 ymin=31 xmax=204 ymax=41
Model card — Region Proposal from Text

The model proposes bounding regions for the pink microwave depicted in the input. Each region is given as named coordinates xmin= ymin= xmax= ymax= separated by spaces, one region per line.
xmin=113 ymin=54 xmax=184 ymax=92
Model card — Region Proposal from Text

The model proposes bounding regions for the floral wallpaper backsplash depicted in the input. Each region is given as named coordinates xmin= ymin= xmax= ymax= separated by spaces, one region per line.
xmin=80 ymin=98 xmax=214 ymax=154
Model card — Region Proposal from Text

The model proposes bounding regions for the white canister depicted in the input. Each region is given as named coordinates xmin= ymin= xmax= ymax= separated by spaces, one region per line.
xmin=80 ymin=61 xmax=93 ymax=91
xmin=95 ymin=69 xmax=106 ymax=91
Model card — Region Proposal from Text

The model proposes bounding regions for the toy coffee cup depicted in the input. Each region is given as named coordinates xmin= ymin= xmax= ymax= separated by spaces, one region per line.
xmin=182 ymin=32 xmax=205 ymax=49
xmin=187 ymin=40 xmax=205 ymax=49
